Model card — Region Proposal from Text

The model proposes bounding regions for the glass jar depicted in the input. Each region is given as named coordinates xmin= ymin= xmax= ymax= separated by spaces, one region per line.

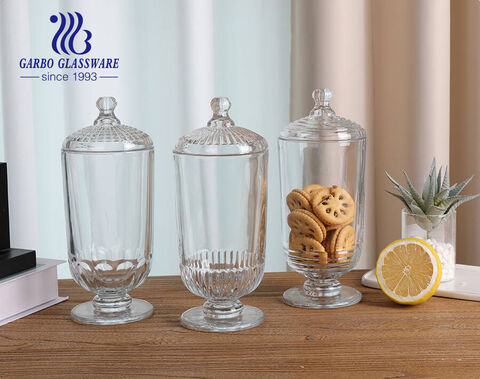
xmin=62 ymin=97 xmax=154 ymax=325
xmin=174 ymin=97 xmax=268 ymax=332
xmin=402 ymin=209 xmax=456 ymax=282
xmin=278 ymin=89 xmax=366 ymax=308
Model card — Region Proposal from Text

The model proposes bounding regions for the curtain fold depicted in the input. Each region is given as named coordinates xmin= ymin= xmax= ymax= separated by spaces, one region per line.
xmin=291 ymin=0 xmax=375 ymax=268
xmin=291 ymin=0 xmax=459 ymax=266
xmin=451 ymin=0 xmax=480 ymax=266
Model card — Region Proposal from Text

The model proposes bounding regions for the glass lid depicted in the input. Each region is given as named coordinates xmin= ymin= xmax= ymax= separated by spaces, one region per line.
xmin=280 ymin=88 xmax=366 ymax=142
xmin=173 ymin=97 xmax=268 ymax=156
xmin=62 ymin=97 xmax=153 ymax=153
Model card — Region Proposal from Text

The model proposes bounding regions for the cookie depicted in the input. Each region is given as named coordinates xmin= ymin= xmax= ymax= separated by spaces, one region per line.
xmin=290 ymin=237 xmax=328 ymax=265
xmin=289 ymin=231 xmax=296 ymax=244
xmin=286 ymin=189 xmax=312 ymax=212
xmin=303 ymin=184 xmax=328 ymax=197
xmin=312 ymin=185 xmax=355 ymax=226
xmin=288 ymin=209 xmax=325 ymax=242
xmin=294 ymin=209 xmax=326 ymax=241
xmin=326 ymin=223 xmax=348 ymax=232
xmin=334 ymin=225 xmax=355 ymax=254
xmin=329 ymin=225 xmax=355 ymax=256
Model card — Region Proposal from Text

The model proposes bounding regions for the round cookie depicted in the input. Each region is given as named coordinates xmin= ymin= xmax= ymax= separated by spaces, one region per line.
xmin=288 ymin=209 xmax=325 ymax=242
xmin=290 ymin=237 xmax=328 ymax=265
xmin=303 ymin=184 xmax=328 ymax=197
xmin=330 ymin=225 xmax=355 ymax=256
xmin=334 ymin=225 xmax=355 ymax=253
xmin=294 ymin=209 xmax=326 ymax=241
xmin=312 ymin=185 xmax=355 ymax=226
xmin=286 ymin=189 xmax=312 ymax=212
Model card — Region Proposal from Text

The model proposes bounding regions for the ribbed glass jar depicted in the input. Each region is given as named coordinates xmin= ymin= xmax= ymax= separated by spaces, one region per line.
xmin=174 ymin=97 xmax=268 ymax=332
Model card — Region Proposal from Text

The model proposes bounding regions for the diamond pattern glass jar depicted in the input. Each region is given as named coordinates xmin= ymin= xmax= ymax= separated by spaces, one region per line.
xmin=174 ymin=97 xmax=268 ymax=332
xmin=62 ymin=97 xmax=154 ymax=325
xmin=278 ymin=89 xmax=366 ymax=309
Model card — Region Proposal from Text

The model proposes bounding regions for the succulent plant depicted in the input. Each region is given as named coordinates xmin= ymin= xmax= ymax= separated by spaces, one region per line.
xmin=386 ymin=159 xmax=479 ymax=234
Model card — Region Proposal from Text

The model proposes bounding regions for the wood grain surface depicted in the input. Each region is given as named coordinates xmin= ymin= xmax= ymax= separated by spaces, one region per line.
xmin=0 ymin=271 xmax=479 ymax=378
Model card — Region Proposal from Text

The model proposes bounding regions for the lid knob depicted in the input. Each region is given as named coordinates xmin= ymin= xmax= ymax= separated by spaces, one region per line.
xmin=207 ymin=97 xmax=235 ymax=127
xmin=94 ymin=96 xmax=120 ymax=125
xmin=313 ymin=88 xmax=332 ymax=107
xmin=309 ymin=88 xmax=336 ymax=118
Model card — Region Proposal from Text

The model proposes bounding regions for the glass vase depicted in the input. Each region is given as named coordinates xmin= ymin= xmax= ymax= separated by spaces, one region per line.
xmin=401 ymin=209 xmax=456 ymax=282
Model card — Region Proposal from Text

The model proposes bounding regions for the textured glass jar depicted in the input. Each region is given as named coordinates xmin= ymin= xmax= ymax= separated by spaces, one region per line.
xmin=402 ymin=209 xmax=456 ymax=282
xmin=62 ymin=97 xmax=154 ymax=325
xmin=174 ymin=97 xmax=268 ymax=332
xmin=279 ymin=89 xmax=366 ymax=309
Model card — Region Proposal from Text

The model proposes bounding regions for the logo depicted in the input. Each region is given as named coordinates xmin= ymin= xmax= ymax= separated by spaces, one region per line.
xmin=50 ymin=12 xmax=92 ymax=55
xmin=17 ymin=11 xmax=119 ymax=83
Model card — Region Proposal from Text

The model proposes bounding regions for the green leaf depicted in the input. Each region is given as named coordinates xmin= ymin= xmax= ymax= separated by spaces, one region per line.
xmin=434 ymin=188 xmax=450 ymax=205
xmin=450 ymin=175 xmax=473 ymax=196
xmin=422 ymin=159 xmax=437 ymax=201
xmin=437 ymin=167 xmax=442 ymax=196
xmin=410 ymin=202 xmax=425 ymax=216
xmin=402 ymin=170 xmax=424 ymax=210
xmin=385 ymin=190 xmax=412 ymax=212
xmin=428 ymin=206 xmax=446 ymax=216
xmin=425 ymin=175 xmax=435 ymax=210
xmin=385 ymin=172 xmax=414 ymax=203
xmin=440 ymin=165 xmax=450 ymax=192
xmin=446 ymin=194 xmax=480 ymax=214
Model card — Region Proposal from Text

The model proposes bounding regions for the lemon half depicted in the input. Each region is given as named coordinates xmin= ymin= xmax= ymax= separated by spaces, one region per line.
xmin=376 ymin=238 xmax=442 ymax=305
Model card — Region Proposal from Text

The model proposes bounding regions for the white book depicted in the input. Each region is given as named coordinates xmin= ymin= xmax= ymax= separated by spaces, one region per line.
xmin=0 ymin=258 xmax=68 ymax=326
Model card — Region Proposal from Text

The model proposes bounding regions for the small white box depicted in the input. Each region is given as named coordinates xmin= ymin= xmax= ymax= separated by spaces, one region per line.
xmin=0 ymin=258 xmax=68 ymax=326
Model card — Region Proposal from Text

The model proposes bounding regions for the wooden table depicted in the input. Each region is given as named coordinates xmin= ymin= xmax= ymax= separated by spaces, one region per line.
xmin=0 ymin=271 xmax=479 ymax=378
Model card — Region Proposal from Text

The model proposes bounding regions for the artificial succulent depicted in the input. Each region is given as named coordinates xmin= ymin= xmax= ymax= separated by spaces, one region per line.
xmin=386 ymin=159 xmax=479 ymax=233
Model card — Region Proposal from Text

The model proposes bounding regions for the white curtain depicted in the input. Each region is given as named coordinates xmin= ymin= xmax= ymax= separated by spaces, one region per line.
xmin=0 ymin=0 xmax=291 ymax=278
xmin=4 ymin=0 xmax=478 ymax=279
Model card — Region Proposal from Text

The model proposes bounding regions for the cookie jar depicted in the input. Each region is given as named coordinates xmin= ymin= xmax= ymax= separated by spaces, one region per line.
xmin=174 ymin=97 xmax=268 ymax=332
xmin=278 ymin=88 xmax=366 ymax=309
xmin=62 ymin=97 xmax=154 ymax=325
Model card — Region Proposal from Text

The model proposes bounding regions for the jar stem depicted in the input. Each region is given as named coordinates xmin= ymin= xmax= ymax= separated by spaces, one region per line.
xmin=93 ymin=292 xmax=132 ymax=314
xmin=303 ymin=278 xmax=342 ymax=298
xmin=202 ymin=300 xmax=244 ymax=320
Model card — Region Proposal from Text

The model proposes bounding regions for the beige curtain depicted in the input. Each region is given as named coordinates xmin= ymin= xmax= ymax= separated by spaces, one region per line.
xmin=292 ymin=0 xmax=479 ymax=268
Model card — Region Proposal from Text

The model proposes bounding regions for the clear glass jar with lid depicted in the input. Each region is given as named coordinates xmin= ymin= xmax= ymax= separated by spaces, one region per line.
xmin=62 ymin=97 xmax=154 ymax=325
xmin=279 ymin=88 xmax=366 ymax=309
xmin=174 ymin=97 xmax=268 ymax=332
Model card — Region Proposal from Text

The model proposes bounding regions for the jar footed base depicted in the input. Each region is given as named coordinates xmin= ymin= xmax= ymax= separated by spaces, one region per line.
xmin=180 ymin=302 xmax=264 ymax=333
xmin=283 ymin=284 xmax=362 ymax=309
xmin=71 ymin=298 xmax=153 ymax=325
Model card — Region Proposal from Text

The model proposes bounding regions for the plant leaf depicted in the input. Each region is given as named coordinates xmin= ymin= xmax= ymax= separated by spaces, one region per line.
xmin=434 ymin=188 xmax=450 ymax=205
xmin=437 ymin=166 xmax=442 ymax=196
xmin=422 ymin=158 xmax=437 ymax=201
xmin=410 ymin=202 xmax=425 ymax=216
xmin=440 ymin=165 xmax=450 ymax=192
xmin=425 ymin=175 xmax=435 ymax=210
xmin=402 ymin=170 xmax=424 ymax=210
xmin=450 ymin=175 xmax=473 ymax=196
xmin=385 ymin=172 xmax=414 ymax=203
xmin=446 ymin=194 xmax=480 ymax=214
xmin=385 ymin=190 xmax=412 ymax=212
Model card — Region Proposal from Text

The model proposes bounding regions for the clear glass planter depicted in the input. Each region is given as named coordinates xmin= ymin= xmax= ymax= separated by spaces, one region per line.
xmin=278 ymin=89 xmax=366 ymax=309
xmin=401 ymin=209 xmax=456 ymax=282
xmin=174 ymin=97 xmax=268 ymax=332
xmin=62 ymin=97 xmax=154 ymax=325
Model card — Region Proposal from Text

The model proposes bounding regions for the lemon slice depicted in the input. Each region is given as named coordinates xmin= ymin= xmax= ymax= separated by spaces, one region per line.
xmin=376 ymin=238 xmax=441 ymax=305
